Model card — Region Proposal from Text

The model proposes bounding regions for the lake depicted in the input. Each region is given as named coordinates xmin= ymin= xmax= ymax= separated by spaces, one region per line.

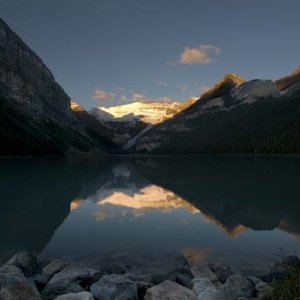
xmin=1 ymin=156 xmax=300 ymax=275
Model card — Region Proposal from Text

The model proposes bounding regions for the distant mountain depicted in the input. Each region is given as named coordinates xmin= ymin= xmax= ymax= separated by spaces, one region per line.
xmin=132 ymin=70 xmax=300 ymax=154
xmin=0 ymin=18 xmax=111 ymax=156
xmin=90 ymin=99 xmax=197 ymax=145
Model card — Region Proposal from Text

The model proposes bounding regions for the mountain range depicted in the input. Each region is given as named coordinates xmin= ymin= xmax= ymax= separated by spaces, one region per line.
xmin=1 ymin=17 xmax=300 ymax=157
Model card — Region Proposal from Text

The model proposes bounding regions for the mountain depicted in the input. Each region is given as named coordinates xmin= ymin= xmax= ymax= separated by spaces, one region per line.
xmin=132 ymin=70 xmax=300 ymax=154
xmin=0 ymin=18 xmax=110 ymax=157
xmin=70 ymin=101 xmax=117 ymax=150
xmin=200 ymin=73 xmax=245 ymax=102
xmin=275 ymin=66 xmax=300 ymax=91
xmin=90 ymin=99 xmax=197 ymax=145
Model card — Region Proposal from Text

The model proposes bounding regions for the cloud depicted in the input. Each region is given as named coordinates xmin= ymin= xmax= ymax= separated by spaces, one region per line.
xmin=132 ymin=93 xmax=175 ymax=103
xmin=157 ymin=80 xmax=169 ymax=86
xmin=132 ymin=93 xmax=146 ymax=102
xmin=180 ymin=85 xmax=189 ymax=92
xmin=92 ymin=89 xmax=115 ymax=101
xmin=180 ymin=44 xmax=221 ymax=65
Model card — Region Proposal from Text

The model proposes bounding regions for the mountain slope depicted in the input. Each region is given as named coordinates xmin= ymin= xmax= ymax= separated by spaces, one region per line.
xmin=133 ymin=73 xmax=300 ymax=154
xmin=275 ymin=66 xmax=300 ymax=91
xmin=90 ymin=98 xmax=197 ymax=145
xmin=0 ymin=18 xmax=109 ymax=156
xmin=70 ymin=101 xmax=117 ymax=150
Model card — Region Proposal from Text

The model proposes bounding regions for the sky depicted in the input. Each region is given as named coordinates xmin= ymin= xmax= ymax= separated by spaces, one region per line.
xmin=0 ymin=0 xmax=300 ymax=109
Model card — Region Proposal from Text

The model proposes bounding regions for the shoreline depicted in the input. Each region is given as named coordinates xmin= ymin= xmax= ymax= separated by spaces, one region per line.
xmin=1 ymin=251 xmax=299 ymax=300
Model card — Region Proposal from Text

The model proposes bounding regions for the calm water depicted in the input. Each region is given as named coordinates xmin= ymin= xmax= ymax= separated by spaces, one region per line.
xmin=1 ymin=156 xmax=300 ymax=274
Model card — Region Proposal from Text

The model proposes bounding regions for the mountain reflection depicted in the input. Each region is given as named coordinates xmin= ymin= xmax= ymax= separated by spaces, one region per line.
xmin=1 ymin=156 xmax=300 ymax=269
xmin=134 ymin=157 xmax=300 ymax=238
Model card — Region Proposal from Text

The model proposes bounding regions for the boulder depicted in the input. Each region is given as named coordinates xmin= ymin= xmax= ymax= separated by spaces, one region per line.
xmin=246 ymin=275 xmax=264 ymax=286
xmin=174 ymin=268 xmax=194 ymax=289
xmin=43 ymin=259 xmax=71 ymax=278
xmin=54 ymin=291 xmax=94 ymax=300
xmin=41 ymin=279 xmax=84 ymax=300
xmin=144 ymin=280 xmax=197 ymax=300
xmin=29 ymin=272 xmax=51 ymax=291
xmin=213 ymin=287 xmax=236 ymax=300
xmin=191 ymin=265 xmax=221 ymax=287
xmin=0 ymin=264 xmax=41 ymax=300
xmin=6 ymin=251 xmax=39 ymax=276
xmin=223 ymin=274 xmax=254 ymax=298
xmin=90 ymin=274 xmax=138 ymax=300
xmin=208 ymin=263 xmax=234 ymax=283
xmin=49 ymin=263 xmax=97 ymax=286
xmin=125 ymin=273 xmax=153 ymax=298
xmin=197 ymin=287 xmax=218 ymax=300
xmin=256 ymin=282 xmax=273 ymax=299
xmin=192 ymin=278 xmax=215 ymax=295
xmin=230 ymin=79 xmax=280 ymax=104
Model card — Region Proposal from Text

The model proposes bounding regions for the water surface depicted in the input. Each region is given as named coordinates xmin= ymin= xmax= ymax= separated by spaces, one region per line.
xmin=1 ymin=156 xmax=300 ymax=274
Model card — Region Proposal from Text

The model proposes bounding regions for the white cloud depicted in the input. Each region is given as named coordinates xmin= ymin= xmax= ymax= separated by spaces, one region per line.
xmin=92 ymin=89 xmax=115 ymax=101
xmin=180 ymin=85 xmax=189 ymax=92
xmin=157 ymin=80 xmax=169 ymax=86
xmin=180 ymin=44 xmax=221 ymax=65
xmin=132 ymin=93 xmax=146 ymax=102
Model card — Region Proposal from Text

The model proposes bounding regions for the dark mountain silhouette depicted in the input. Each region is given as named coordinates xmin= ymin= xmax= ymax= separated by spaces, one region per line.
xmin=0 ymin=18 xmax=112 ymax=157
xmin=133 ymin=69 xmax=300 ymax=154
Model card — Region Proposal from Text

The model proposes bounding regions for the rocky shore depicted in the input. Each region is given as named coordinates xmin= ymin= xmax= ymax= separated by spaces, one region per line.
xmin=0 ymin=251 xmax=299 ymax=300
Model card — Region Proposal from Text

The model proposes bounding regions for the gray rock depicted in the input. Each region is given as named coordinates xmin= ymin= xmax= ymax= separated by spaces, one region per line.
xmin=125 ymin=273 xmax=153 ymax=298
xmin=144 ymin=280 xmax=197 ymax=300
xmin=43 ymin=259 xmax=71 ymax=278
xmin=49 ymin=263 xmax=97 ymax=286
xmin=230 ymin=79 xmax=280 ymax=104
xmin=6 ymin=251 xmax=39 ymax=276
xmin=90 ymin=274 xmax=138 ymax=300
xmin=256 ymin=282 xmax=273 ymax=299
xmin=174 ymin=268 xmax=194 ymax=289
xmin=136 ymin=281 xmax=153 ymax=299
xmin=246 ymin=275 xmax=264 ymax=286
xmin=192 ymin=278 xmax=215 ymax=295
xmin=191 ymin=265 xmax=221 ymax=287
xmin=54 ymin=291 xmax=94 ymax=300
xmin=213 ymin=286 xmax=236 ymax=300
xmin=208 ymin=263 xmax=234 ymax=283
xmin=197 ymin=287 xmax=218 ymax=300
xmin=0 ymin=264 xmax=41 ymax=300
xmin=41 ymin=279 xmax=84 ymax=300
xmin=125 ymin=273 xmax=152 ymax=283
xmin=223 ymin=274 xmax=254 ymax=298
xmin=29 ymin=272 xmax=51 ymax=291
xmin=0 ymin=264 xmax=24 ymax=275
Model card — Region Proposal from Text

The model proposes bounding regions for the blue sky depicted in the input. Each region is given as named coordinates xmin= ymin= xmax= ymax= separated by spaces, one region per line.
xmin=1 ymin=0 xmax=300 ymax=109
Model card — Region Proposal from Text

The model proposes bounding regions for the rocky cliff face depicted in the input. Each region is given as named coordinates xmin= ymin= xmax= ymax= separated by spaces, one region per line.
xmin=0 ymin=18 xmax=74 ymax=123
xmin=0 ymin=18 xmax=109 ymax=156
